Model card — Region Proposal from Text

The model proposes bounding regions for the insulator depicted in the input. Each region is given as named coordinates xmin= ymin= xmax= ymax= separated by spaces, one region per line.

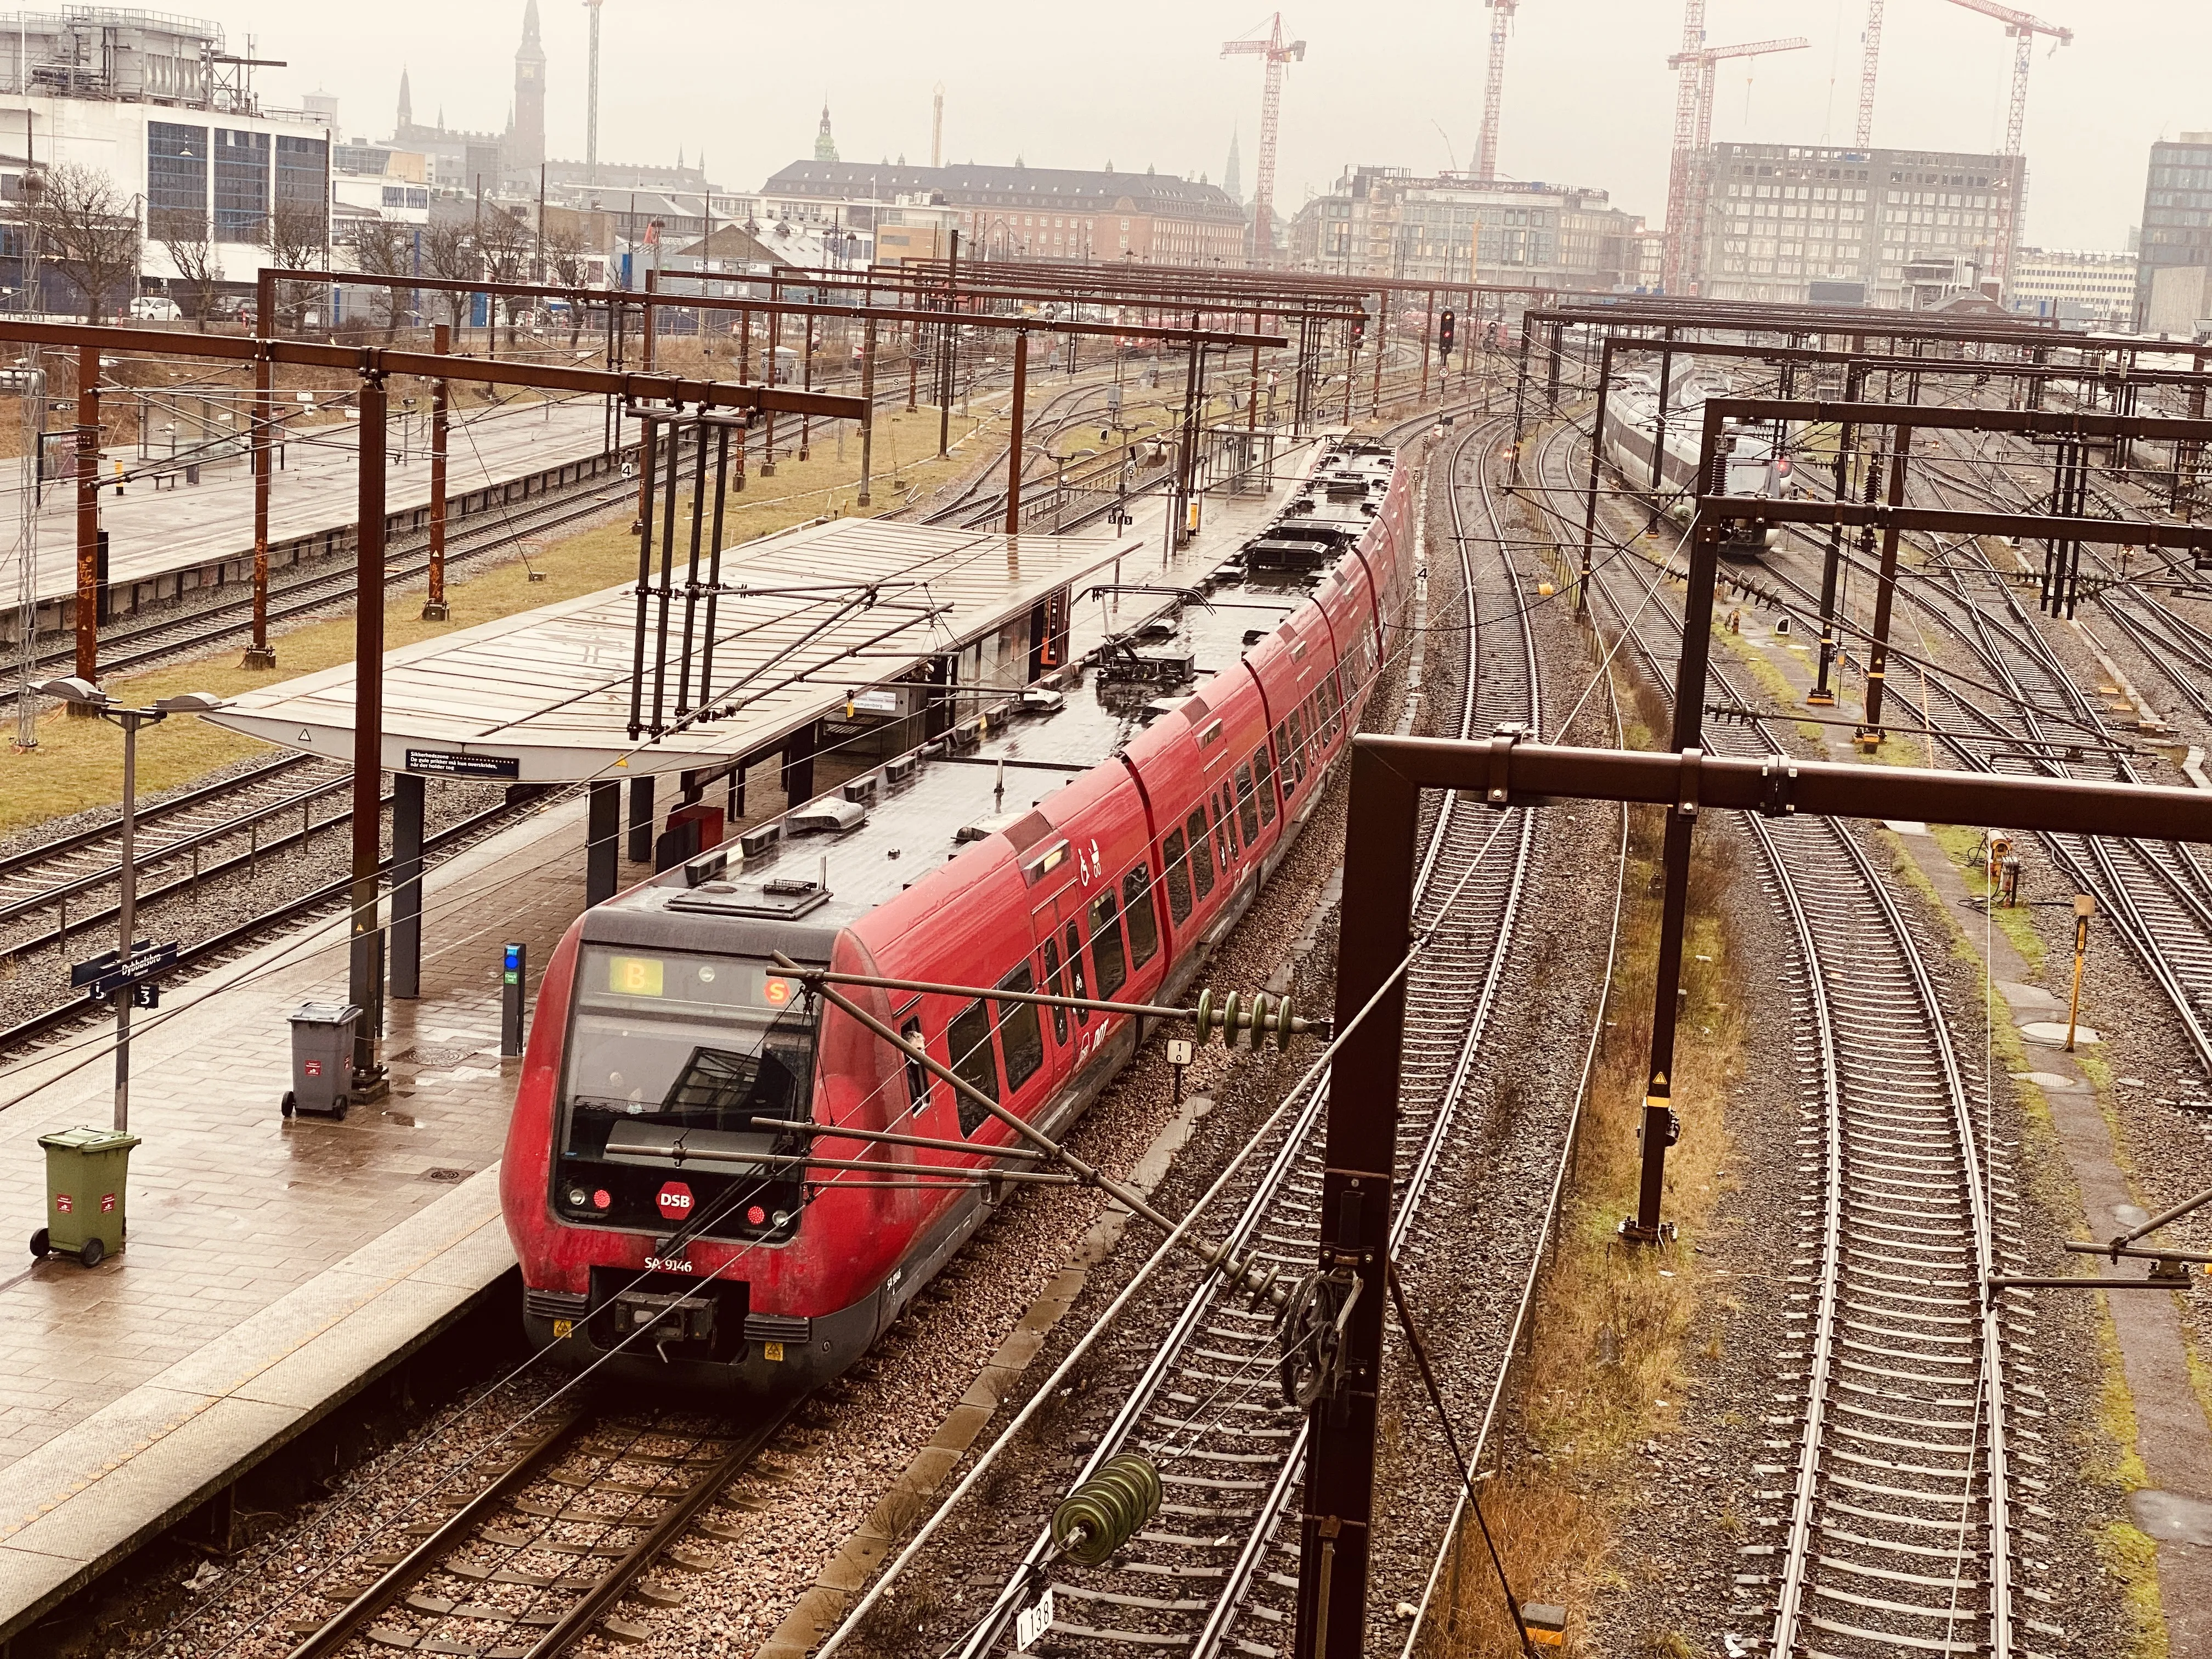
xmin=1050 ymin=1454 xmax=1161 ymax=1566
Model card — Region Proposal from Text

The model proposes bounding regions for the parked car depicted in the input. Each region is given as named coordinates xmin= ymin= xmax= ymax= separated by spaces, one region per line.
xmin=129 ymin=295 xmax=180 ymax=321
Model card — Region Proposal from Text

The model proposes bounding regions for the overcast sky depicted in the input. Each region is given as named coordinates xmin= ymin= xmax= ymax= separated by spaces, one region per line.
xmin=215 ymin=0 xmax=2202 ymax=251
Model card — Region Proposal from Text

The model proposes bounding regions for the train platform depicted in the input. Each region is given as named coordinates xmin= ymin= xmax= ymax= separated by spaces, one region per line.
xmin=0 ymin=424 xmax=1358 ymax=1641
xmin=18 ymin=395 xmax=613 ymax=610
xmin=0 ymin=795 xmax=589 ymax=1641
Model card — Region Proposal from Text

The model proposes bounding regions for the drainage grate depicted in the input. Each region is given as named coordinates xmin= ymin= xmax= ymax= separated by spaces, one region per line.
xmin=420 ymin=1167 xmax=475 ymax=1184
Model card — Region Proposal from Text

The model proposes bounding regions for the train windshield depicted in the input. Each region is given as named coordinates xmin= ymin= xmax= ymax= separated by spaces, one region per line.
xmin=561 ymin=946 xmax=819 ymax=1171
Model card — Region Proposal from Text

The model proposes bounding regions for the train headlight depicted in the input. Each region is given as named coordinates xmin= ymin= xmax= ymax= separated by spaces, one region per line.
xmin=568 ymin=1188 xmax=587 ymax=1206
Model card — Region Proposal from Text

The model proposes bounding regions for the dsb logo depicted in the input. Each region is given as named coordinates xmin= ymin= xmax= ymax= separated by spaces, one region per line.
xmin=656 ymin=1182 xmax=694 ymax=1221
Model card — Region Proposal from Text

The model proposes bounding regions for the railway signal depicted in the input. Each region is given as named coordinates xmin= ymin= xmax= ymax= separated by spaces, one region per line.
xmin=1438 ymin=307 xmax=1455 ymax=358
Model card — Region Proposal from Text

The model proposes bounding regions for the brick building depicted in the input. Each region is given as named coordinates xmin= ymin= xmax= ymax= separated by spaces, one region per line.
xmin=759 ymin=159 xmax=1246 ymax=267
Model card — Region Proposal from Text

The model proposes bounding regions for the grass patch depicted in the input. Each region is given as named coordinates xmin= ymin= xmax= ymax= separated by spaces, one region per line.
xmin=2102 ymin=1521 xmax=2169 ymax=1659
xmin=0 ymin=404 xmax=994 ymax=838
xmin=1924 ymin=822 xmax=2048 ymax=977
xmin=1716 ymin=623 xmax=1824 ymax=744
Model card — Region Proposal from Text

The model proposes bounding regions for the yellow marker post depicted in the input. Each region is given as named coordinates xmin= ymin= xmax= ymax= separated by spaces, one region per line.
xmin=2067 ymin=893 xmax=2095 ymax=1052
xmin=1521 ymin=1603 xmax=1567 ymax=1647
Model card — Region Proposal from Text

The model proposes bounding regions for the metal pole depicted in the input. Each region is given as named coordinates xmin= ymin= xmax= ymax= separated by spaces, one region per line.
xmin=112 ymin=710 xmax=137 ymax=1131
xmin=1579 ymin=336 xmax=1615 ymax=617
xmin=390 ymin=771 xmax=424 ymax=1000
xmin=246 ymin=267 xmax=275 ymax=667
xmin=1293 ymin=738 xmax=1418 ymax=1659
xmin=1004 ymin=330 xmax=1028 ymax=535
xmin=1809 ymin=398 xmax=1855 ymax=707
xmin=72 ymin=344 xmax=97 ymax=693
xmin=858 ymin=315 xmax=876 ymax=507
xmin=347 ymin=370 xmax=388 ymax=1096
xmin=424 ymin=322 xmax=450 ymax=620
xmin=1859 ymin=420 xmax=1912 ymax=740
xmin=939 ymin=230 xmax=960 ymax=460
xmin=1625 ymin=403 xmax=1729 ymax=1244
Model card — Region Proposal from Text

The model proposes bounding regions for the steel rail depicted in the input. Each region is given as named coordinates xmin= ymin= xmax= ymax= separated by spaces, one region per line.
xmin=0 ymin=788 xmax=533 ymax=1054
xmin=1538 ymin=409 xmax=2017 ymax=1657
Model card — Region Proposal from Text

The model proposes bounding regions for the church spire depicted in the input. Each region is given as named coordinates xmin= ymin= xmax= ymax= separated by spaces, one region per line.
xmin=814 ymin=100 xmax=838 ymax=163
xmin=397 ymin=65 xmax=413 ymax=132
xmin=1224 ymin=125 xmax=1242 ymax=204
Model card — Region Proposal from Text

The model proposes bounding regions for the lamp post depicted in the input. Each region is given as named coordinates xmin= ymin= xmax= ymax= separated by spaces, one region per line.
xmin=35 ymin=677 xmax=226 ymax=1131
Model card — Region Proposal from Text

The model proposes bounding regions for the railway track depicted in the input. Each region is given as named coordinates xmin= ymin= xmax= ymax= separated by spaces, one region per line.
xmin=1538 ymin=415 xmax=2038 ymax=1658
xmin=1742 ymin=435 xmax=2212 ymax=1074
xmin=943 ymin=411 xmax=1568 ymax=1657
xmin=31 ymin=458 xmax=636 ymax=683
xmin=0 ymin=785 xmax=533 ymax=1054
xmin=281 ymin=1401 xmax=799 ymax=1659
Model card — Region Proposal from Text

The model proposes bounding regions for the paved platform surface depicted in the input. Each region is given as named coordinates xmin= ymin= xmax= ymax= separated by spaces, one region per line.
xmin=27 ymin=396 xmax=612 ymax=604
xmin=0 ymin=426 xmax=1346 ymax=1633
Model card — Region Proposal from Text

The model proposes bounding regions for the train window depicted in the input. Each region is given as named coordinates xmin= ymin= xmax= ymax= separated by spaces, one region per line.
xmin=947 ymin=999 xmax=1000 ymax=1135
xmin=1041 ymin=937 xmax=1069 ymax=1043
xmin=1251 ymin=746 xmax=1277 ymax=825
xmin=994 ymin=967 xmax=1045 ymax=1091
xmin=1272 ymin=721 xmax=1291 ymax=793
xmin=1216 ymin=788 xmax=1236 ymax=860
xmin=1288 ymin=710 xmax=1308 ymax=782
xmin=1088 ymin=888 xmax=1128 ymax=998
xmin=1122 ymin=865 xmax=1160 ymax=966
xmin=1064 ymin=923 xmax=1090 ymax=1022
xmin=1163 ymin=828 xmax=1193 ymax=923
xmin=1235 ymin=765 xmax=1262 ymax=843
xmin=1186 ymin=808 xmax=1215 ymax=899
xmin=901 ymin=1018 xmax=933 ymax=1117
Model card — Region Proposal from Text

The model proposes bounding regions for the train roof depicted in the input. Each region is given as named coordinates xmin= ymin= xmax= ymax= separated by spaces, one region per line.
xmin=582 ymin=443 xmax=1397 ymax=960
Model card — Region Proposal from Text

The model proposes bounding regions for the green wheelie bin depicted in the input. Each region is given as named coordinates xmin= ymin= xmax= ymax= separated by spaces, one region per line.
xmin=31 ymin=1126 xmax=140 ymax=1267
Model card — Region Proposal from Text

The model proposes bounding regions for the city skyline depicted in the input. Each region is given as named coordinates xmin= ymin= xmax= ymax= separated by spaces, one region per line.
xmin=205 ymin=0 xmax=2205 ymax=253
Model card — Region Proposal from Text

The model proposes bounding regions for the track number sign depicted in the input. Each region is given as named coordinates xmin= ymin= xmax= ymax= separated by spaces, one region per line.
xmin=1015 ymin=1588 xmax=1055 ymax=1651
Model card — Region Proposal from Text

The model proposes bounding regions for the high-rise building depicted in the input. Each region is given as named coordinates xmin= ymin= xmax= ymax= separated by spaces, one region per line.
xmin=2134 ymin=134 xmax=2212 ymax=332
xmin=1696 ymin=142 xmax=2022 ymax=308
xmin=512 ymin=0 xmax=545 ymax=172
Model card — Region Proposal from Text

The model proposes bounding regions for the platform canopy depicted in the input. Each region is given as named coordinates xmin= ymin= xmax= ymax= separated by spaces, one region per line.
xmin=207 ymin=518 xmax=1139 ymax=782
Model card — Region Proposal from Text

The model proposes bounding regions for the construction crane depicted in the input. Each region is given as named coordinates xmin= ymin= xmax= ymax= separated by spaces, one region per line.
xmin=1660 ymin=1 xmax=1706 ymax=295
xmin=1662 ymin=23 xmax=1812 ymax=294
xmin=1943 ymin=0 xmax=2071 ymax=155
xmin=1222 ymin=14 xmax=1306 ymax=265
xmin=1474 ymin=0 xmax=1517 ymax=181
xmin=1943 ymin=0 xmax=2072 ymax=293
xmin=1855 ymin=0 xmax=1883 ymax=147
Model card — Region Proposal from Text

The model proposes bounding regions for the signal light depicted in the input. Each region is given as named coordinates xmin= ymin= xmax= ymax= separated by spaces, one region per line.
xmin=1438 ymin=307 xmax=1456 ymax=354
xmin=1350 ymin=312 xmax=1367 ymax=351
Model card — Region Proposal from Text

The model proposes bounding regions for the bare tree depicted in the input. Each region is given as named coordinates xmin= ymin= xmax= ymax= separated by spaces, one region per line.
xmin=472 ymin=207 xmax=534 ymax=346
xmin=159 ymin=224 xmax=224 ymax=328
xmin=261 ymin=199 xmax=329 ymax=332
xmin=24 ymin=163 xmax=141 ymax=323
xmin=540 ymin=221 xmax=593 ymax=348
xmin=419 ymin=219 xmax=477 ymax=332
xmin=343 ymin=216 xmax=414 ymax=339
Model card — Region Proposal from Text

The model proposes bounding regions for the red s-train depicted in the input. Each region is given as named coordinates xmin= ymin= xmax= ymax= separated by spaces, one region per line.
xmin=501 ymin=439 xmax=1418 ymax=1387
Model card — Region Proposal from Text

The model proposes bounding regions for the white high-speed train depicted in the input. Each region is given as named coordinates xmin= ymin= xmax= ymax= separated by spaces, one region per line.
xmin=1599 ymin=371 xmax=1795 ymax=557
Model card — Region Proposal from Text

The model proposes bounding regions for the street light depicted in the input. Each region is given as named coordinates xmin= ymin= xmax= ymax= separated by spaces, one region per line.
xmin=34 ymin=678 xmax=227 ymax=1131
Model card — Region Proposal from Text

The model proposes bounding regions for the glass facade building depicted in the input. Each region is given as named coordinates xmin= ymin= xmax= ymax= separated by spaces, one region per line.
xmin=2134 ymin=135 xmax=2212 ymax=330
